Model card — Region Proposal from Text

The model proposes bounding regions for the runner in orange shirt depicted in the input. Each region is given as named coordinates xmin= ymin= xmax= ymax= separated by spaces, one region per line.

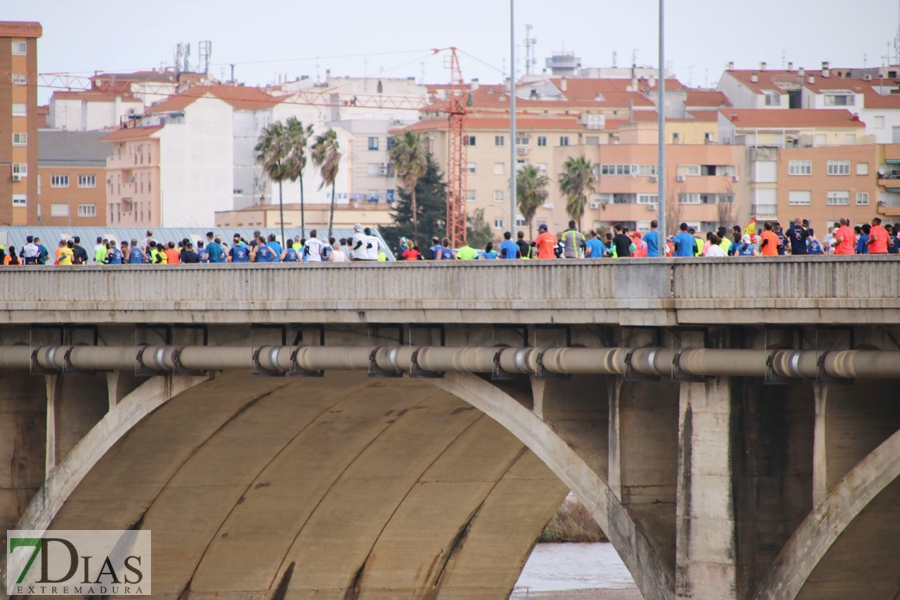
xmin=759 ymin=221 xmax=780 ymax=257
xmin=533 ymin=224 xmax=558 ymax=259
xmin=164 ymin=241 xmax=181 ymax=264
xmin=833 ymin=218 xmax=856 ymax=255
xmin=867 ymin=217 xmax=890 ymax=254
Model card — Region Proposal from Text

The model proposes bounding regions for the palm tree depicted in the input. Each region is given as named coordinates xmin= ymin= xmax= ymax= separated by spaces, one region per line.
xmin=284 ymin=117 xmax=315 ymax=233
xmin=389 ymin=131 xmax=428 ymax=244
xmin=558 ymin=155 xmax=596 ymax=231
xmin=311 ymin=129 xmax=342 ymax=240
xmin=254 ymin=121 xmax=290 ymax=245
xmin=516 ymin=164 xmax=549 ymax=240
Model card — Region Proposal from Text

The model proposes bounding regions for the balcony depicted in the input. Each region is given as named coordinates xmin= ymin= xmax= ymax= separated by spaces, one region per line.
xmin=751 ymin=204 xmax=778 ymax=219
xmin=878 ymin=170 xmax=900 ymax=193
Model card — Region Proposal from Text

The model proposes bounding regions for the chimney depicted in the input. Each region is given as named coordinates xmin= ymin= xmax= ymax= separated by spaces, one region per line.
xmin=325 ymin=69 xmax=331 ymax=80
xmin=470 ymin=78 xmax=479 ymax=91
xmin=750 ymin=73 xmax=758 ymax=83
xmin=760 ymin=62 xmax=767 ymax=71
xmin=505 ymin=77 xmax=511 ymax=92
xmin=787 ymin=62 xmax=793 ymax=71
xmin=561 ymin=76 xmax=567 ymax=92
xmin=727 ymin=61 xmax=734 ymax=71
xmin=798 ymin=67 xmax=805 ymax=78
xmin=821 ymin=61 xmax=830 ymax=78
xmin=808 ymin=75 xmax=815 ymax=84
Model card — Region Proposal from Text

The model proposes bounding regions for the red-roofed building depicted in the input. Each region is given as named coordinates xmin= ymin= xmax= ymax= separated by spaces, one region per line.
xmin=717 ymin=63 xmax=900 ymax=143
xmin=1 ymin=21 xmax=42 ymax=225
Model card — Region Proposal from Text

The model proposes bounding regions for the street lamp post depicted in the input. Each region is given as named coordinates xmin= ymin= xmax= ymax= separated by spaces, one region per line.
xmin=510 ymin=0 xmax=517 ymax=238
xmin=657 ymin=0 xmax=666 ymax=245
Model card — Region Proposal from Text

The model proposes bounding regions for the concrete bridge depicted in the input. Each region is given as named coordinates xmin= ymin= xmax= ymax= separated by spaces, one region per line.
xmin=2 ymin=257 xmax=900 ymax=600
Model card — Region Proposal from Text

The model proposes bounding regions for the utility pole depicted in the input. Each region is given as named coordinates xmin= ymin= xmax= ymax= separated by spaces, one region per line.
xmin=657 ymin=0 xmax=666 ymax=245
xmin=510 ymin=0 xmax=517 ymax=237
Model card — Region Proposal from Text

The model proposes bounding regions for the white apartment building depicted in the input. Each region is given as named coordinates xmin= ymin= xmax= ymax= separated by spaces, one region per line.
xmin=48 ymin=91 xmax=144 ymax=131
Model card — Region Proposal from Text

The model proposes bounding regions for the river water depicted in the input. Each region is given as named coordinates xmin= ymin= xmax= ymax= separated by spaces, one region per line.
xmin=512 ymin=543 xmax=642 ymax=600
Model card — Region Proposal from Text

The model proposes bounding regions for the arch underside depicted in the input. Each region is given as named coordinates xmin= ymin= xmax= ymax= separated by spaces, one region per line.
xmin=43 ymin=372 xmax=570 ymax=600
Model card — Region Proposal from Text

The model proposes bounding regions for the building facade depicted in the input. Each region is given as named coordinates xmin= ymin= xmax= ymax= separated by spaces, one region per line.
xmin=37 ymin=130 xmax=112 ymax=226
xmin=102 ymin=126 xmax=162 ymax=227
xmin=48 ymin=91 xmax=143 ymax=131
xmin=0 ymin=21 xmax=41 ymax=226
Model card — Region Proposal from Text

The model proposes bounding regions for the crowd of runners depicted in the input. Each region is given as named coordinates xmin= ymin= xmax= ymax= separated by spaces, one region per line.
xmin=4 ymin=217 xmax=898 ymax=266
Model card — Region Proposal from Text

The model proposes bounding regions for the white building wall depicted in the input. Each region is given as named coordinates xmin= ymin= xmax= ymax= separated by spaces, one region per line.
xmin=716 ymin=73 xmax=762 ymax=109
xmin=48 ymin=97 xmax=143 ymax=131
xmin=158 ymin=97 xmax=234 ymax=227
xmin=859 ymin=108 xmax=900 ymax=143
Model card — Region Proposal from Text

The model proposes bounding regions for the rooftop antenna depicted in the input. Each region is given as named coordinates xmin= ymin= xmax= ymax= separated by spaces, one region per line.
xmin=705 ymin=68 xmax=709 ymax=88
xmin=175 ymin=42 xmax=183 ymax=74
xmin=612 ymin=50 xmax=617 ymax=68
xmin=632 ymin=48 xmax=637 ymax=67
xmin=524 ymin=24 xmax=537 ymax=75
xmin=895 ymin=0 xmax=900 ymax=64
xmin=687 ymin=65 xmax=694 ymax=87
xmin=183 ymin=43 xmax=191 ymax=73
xmin=864 ymin=53 xmax=867 ymax=69
xmin=781 ymin=49 xmax=786 ymax=70
xmin=316 ymin=57 xmax=320 ymax=82
xmin=198 ymin=40 xmax=212 ymax=74
xmin=420 ymin=61 xmax=425 ymax=84
xmin=230 ymin=63 xmax=235 ymax=82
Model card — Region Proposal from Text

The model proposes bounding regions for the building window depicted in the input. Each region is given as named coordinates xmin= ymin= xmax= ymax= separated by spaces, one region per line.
xmin=678 ymin=193 xmax=701 ymax=204
xmin=78 ymin=174 xmax=97 ymax=188
xmin=494 ymin=217 xmax=505 ymax=229
xmin=368 ymin=137 xmax=379 ymax=151
xmin=11 ymin=41 xmax=26 ymax=56
xmin=493 ymin=190 xmax=505 ymax=202
xmin=856 ymin=192 xmax=869 ymax=206
xmin=12 ymin=133 xmax=26 ymax=146
xmin=12 ymin=73 xmax=26 ymax=86
xmin=826 ymin=191 xmax=850 ymax=206
xmin=857 ymin=162 xmax=869 ymax=175
xmin=824 ymin=94 xmax=854 ymax=106
xmin=495 ymin=135 xmax=505 ymax=146
xmin=148 ymin=174 xmax=152 ymax=192
xmin=12 ymin=164 xmax=27 ymax=177
xmin=516 ymin=136 xmax=529 ymax=145
xmin=559 ymin=136 xmax=570 ymax=146
xmin=467 ymin=162 xmax=476 ymax=174
xmin=51 ymin=174 xmax=70 ymax=188
xmin=788 ymin=160 xmax=811 ymax=175
xmin=764 ymin=91 xmax=780 ymax=106
xmin=827 ymin=160 xmax=851 ymax=175
xmin=37 ymin=174 xmax=41 ymax=194
xmin=686 ymin=165 xmax=701 ymax=176
xmin=494 ymin=162 xmax=505 ymax=175
xmin=788 ymin=191 xmax=811 ymax=205
xmin=12 ymin=194 xmax=26 ymax=207
xmin=51 ymin=203 xmax=70 ymax=217
xmin=672 ymin=132 xmax=681 ymax=144
xmin=537 ymin=136 xmax=547 ymax=147
xmin=468 ymin=136 xmax=476 ymax=146
xmin=537 ymin=163 xmax=547 ymax=173
xmin=875 ymin=116 xmax=885 ymax=129
xmin=637 ymin=164 xmax=658 ymax=176
xmin=516 ymin=216 xmax=527 ymax=227
xmin=467 ymin=190 xmax=476 ymax=202
xmin=585 ymin=136 xmax=600 ymax=145
xmin=12 ymin=104 xmax=26 ymax=116
xmin=78 ymin=204 xmax=97 ymax=217
xmin=600 ymin=164 xmax=636 ymax=176
xmin=637 ymin=194 xmax=658 ymax=204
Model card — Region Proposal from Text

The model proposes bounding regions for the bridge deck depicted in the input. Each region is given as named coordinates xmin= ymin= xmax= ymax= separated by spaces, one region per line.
xmin=4 ymin=256 xmax=899 ymax=325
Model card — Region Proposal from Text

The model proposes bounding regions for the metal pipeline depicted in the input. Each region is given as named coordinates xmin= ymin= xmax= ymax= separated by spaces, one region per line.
xmin=6 ymin=345 xmax=900 ymax=381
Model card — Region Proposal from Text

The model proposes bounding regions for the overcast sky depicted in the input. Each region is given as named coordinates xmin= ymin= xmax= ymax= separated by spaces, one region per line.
xmin=8 ymin=0 xmax=898 ymax=99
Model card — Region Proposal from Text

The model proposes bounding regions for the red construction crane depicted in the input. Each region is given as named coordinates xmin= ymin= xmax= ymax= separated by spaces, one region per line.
xmin=441 ymin=48 xmax=469 ymax=247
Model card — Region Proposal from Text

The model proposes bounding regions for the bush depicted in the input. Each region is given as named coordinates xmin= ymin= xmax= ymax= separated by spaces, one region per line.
xmin=538 ymin=495 xmax=607 ymax=543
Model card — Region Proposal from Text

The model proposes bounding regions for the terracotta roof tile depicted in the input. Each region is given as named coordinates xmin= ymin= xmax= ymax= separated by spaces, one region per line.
xmin=148 ymin=85 xmax=283 ymax=113
xmin=0 ymin=21 xmax=42 ymax=38
xmin=685 ymin=90 xmax=732 ymax=107
xmin=101 ymin=125 xmax=164 ymax=141
xmin=720 ymin=108 xmax=865 ymax=128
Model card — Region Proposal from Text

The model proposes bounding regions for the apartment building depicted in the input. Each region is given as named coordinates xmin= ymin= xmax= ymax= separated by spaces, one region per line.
xmin=48 ymin=90 xmax=143 ymax=131
xmin=37 ymin=130 xmax=111 ymax=226
xmin=215 ymin=202 xmax=393 ymax=230
xmin=102 ymin=126 xmax=162 ymax=227
xmin=717 ymin=62 xmax=900 ymax=143
xmin=0 ymin=21 xmax=41 ymax=226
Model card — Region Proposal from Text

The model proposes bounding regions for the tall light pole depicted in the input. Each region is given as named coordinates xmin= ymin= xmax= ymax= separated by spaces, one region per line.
xmin=657 ymin=0 xmax=667 ymax=248
xmin=510 ymin=0 xmax=517 ymax=237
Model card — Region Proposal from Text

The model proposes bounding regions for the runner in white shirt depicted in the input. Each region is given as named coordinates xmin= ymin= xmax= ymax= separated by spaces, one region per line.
xmin=330 ymin=241 xmax=347 ymax=262
xmin=364 ymin=227 xmax=382 ymax=260
xmin=303 ymin=230 xmax=326 ymax=262
xmin=351 ymin=223 xmax=369 ymax=261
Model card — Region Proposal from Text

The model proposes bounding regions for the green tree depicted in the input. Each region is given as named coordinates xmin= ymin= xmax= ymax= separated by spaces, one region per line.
xmin=389 ymin=131 xmax=429 ymax=244
xmin=517 ymin=164 xmax=549 ymax=240
xmin=466 ymin=208 xmax=493 ymax=250
xmin=254 ymin=121 xmax=290 ymax=244
xmin=311 ymin=129 xmax=342 ymax=240
xmin=284 ymin=117 xmax=315 ymax=232
xmin=381 ymin=154 xmax=447 ymax=255
xmin=558 ymin=155 xmax=596 ymax=231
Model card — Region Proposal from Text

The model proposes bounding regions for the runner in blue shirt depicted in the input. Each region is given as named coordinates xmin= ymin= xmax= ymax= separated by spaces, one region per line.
xmin=267 ymin=234 xmax=282 ymax=263
xmin=128 ymin=240 xmax=145 ymax=264
xmin=673 ymin=223 xmax=697 ymax=257
xmin=499 ymin=232 xmax=521 ymax=259
xmin=585 ymin=230 xmax=608 ymax=258
xmin=105 ymin=243 xmax=123 ymax=264
xmin=283 ymin=245 xmax=299 ymax=262
xmin=204 ymin=232 xmax=225 ymax=263
xmin=644 ymin=220 xmax=660 ymax=257
xmin=229 ymin=243 xmax=250 ymax=263
xmin=256 ymin=238 xmax=276 ymax=262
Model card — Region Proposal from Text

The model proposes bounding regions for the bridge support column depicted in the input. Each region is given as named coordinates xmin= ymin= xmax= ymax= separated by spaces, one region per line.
xmin=44 ymin=374 xmax=109 ymax=479
xmin=676 ymin=376 xmax=739 ymax=600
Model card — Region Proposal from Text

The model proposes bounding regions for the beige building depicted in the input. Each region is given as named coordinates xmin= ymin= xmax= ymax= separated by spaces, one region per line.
xmin=215 ymin=202 xmax=393 ymax=231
